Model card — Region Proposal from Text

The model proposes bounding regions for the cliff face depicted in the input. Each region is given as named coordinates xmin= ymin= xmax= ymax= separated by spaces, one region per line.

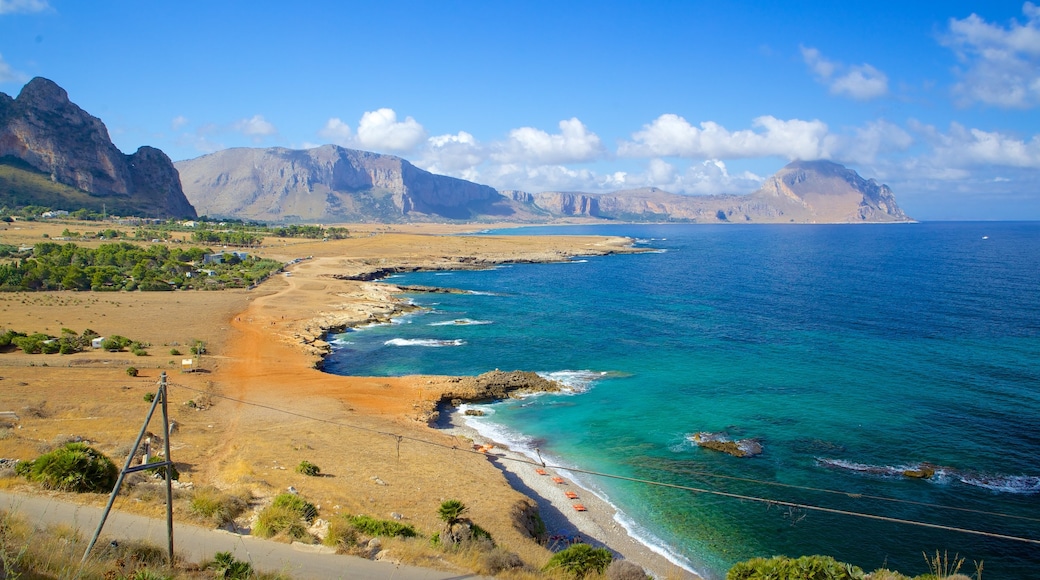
xmin=749 ymin=160 xmax=909 ymax=222
xmin=176 ymin=145 xmax=523 ymax=222
xmin=0 ymin=77 xmax=196 ymax=218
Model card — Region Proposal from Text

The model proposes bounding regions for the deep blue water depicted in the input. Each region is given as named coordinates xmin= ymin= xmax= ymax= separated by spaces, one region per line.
xmin=323 ymin=223 xmax=1040 ymax=579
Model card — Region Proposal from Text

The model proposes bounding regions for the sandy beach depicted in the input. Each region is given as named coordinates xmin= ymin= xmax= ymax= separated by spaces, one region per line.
xmin=0 ymin=221 xmax=700 ymax=578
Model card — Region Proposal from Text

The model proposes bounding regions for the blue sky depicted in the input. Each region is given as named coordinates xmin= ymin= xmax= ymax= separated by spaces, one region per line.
xmin=1 ymin=1 xmax=1039 ymax=220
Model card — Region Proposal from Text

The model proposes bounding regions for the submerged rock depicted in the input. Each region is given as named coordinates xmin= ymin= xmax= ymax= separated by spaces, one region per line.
xmin=690 ymin=432 xmax=763 ymax=457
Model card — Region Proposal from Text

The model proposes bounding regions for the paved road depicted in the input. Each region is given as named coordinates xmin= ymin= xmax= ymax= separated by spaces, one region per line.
xmin=0 ymin=491 xmax=485 ymax=580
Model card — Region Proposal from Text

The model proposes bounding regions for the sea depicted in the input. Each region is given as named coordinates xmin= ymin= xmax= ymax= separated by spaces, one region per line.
xmin=321 ymin=222 xmax=1040 ymax=579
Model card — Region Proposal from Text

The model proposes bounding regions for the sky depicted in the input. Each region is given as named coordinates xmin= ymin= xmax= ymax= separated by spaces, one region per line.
xmin=1 ymin=1 xmax=1039 ymax=220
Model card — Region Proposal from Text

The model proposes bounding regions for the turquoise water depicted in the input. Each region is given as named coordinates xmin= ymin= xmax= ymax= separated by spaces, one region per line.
xmin=323 ymin=223 xmax=1040 ymax=579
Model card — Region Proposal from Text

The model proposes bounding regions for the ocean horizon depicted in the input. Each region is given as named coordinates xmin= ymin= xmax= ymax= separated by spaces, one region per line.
xmin=323 ymin=222 xmax=1040 ymax=579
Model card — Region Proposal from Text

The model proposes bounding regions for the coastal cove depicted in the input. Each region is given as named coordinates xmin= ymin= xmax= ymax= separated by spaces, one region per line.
xmin=324 ymin=222 xmax=1040 ymax=579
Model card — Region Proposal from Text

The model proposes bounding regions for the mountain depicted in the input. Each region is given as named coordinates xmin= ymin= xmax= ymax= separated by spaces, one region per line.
xmin=177 ymin=144 xmax=910 ymax=224
xmin=509 ymin=160 xmax=909 ymax=223
xmin=0 ymin=77 xmax=196 ymax=218
xmin=175 ymin=145 xmax=533 ymax=222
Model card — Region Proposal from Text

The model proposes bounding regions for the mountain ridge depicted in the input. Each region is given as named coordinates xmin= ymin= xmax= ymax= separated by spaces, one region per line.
xmin=0 ymin=77 xmax=196 ymax=218
xmin=178 ymin=146 xmax=911 ymax=224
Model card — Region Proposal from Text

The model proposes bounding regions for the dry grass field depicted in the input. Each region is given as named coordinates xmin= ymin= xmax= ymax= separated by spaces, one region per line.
xmin=0 ymin=219 xmax=663 ymax=576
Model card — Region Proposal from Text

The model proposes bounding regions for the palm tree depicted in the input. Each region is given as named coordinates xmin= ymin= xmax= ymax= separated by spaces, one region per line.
xmin=437 ymin=499 xmax=468 ymax=545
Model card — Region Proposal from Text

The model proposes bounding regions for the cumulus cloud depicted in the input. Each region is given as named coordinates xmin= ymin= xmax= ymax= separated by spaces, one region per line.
xmin=0 ymin=0 xmax=49 ymax=14
xmin=800 ymin=45 xmax=889 ymax=100
xmin=602 ymin=158 xmax=763 ymax=195
xmin=317 ymin=117 xmax=352 ymax=146
xmin=420 ymin=131 xmax=485 ymax=179
xmin=356 ymin=108 xmax=426 ymax=153
xmin=492 ymin=117 xmax=604 ymax=165
xmin=0 ymin=53 xmax=27 ymax=83
xmin=618 ymin=113 xmax=835 ymax=160
xmin=233 ymin=114 xmax=277 ymax=141
xmin=941 ymin=2 xmax=1040 ymax=108
xmin=170 ymin=115 xmax=188 ymax=131
xmin=910 ymin=120 xmax=1040 ymax=167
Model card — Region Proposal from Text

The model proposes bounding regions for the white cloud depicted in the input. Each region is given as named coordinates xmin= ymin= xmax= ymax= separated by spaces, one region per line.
xmin=170 ymin=115 xmax=188 ymax=131
xmin=618 ymin=113 xmax=834 ymax=160
xmin=233 ymin=114 xmax=277 ymax=140
xmin=317 ymin=117 xmax=353 ymax=146
xmin=356 ymin=108 xmax=427 ymax=153
xmin=0 ymin=0 xmax=49 ymax=14
xmin=828 ymin=120 xmax=914 ymax=163
xmin=941 ymin=2 xmax=1040 ymax=108
xmin=420 ymin=131 xmax=485 ymax=176
xmin=0 ymin=53 xmax=26 ymax=83
xmin=910 ymin=120 xmax=1040 ymax=167
xmin=800 ymin=45 xmax=889 ymax=100
xmin=492 ymin=117 xmax=604 ymax=164
xmin=603 ymin=158 xmax=763 ymax=195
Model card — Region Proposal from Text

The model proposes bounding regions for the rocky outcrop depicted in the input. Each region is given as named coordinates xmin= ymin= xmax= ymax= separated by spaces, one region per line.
xmin=439 ymin=370 xmax=562 ymax=404
xmin=0 ymin=77 xmax=196 ymax=218
xmin=176 ymin=145 xmax=526 ymax=222
xmin=690 ymin=432 xmax=763 ymax=457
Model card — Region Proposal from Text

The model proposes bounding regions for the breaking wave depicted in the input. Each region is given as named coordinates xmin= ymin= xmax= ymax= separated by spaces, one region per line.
xmin=429 ymin=318 xmax=493 ymax=326
xmin=383 ymin=338 xmax=465 ymax=347
xmin=817 ymin=458 xmax=1040 ymax=494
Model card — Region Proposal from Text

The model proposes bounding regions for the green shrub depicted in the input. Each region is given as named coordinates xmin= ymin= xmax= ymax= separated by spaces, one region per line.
xmin=132 ymin=348 xmax=148 ymax=356
xmin=19 ymin=442 xmax=118 ymax=492
xmin=726 ymin=555 xmax=865 ymax=580
xmin=143 ymin=392 xmax=155 ymax=403
xmin=169 ymin=348 xmax=181 ymax=356
xmin=126 ymin=366 xmax=138 ymax=377
xmin=295 ymin=460 xmax=320 ymax=476
xmin=470 ymin=523 xmax=493 ymax=543
xmin=543 ymin=543 xmax=613 ymax=578
xmin=271 ymin=492 xmax=318 ymax=523
xmin=208 ymin=551 xmax=253 ymax=579
xmin=346 ymin=514 xmax=417 ymax=538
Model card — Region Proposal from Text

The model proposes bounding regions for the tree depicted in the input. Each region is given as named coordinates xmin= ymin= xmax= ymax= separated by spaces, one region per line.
xmin=437 ymin=499 xmax=469 ymax=545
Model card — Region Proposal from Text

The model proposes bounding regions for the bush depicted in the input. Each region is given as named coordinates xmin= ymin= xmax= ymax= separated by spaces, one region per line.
xmin=132 ymin=348 xmax=148 ymax=356
xmin=208 ymin=551 xmax=253 ymax=580
xmin=295 ymin=460 xmax=320 ymax=476
xmin=126 ymin=366 xmax=139 ymax=377
xmin=143 ymin=392 xmax=155 ymax=403
xmin=271 ymin=492 xmax=318 ymax=522
xmin=323 ymin=516 xmax=360 ymax=549
xmin=19 ymin=442 xmax=118 ymax=492
xmin=169 ymin=348 xmax=181 ymax=356
xmin=189 ymin=486 xmax=247 ymax=526
xmin=346 ymin=514 xmax=417 ymax=538
xmin=252 ymin=504 xmax=310 ymax=541
xmin=543 ymin=543 xmax=613 ymax=578
xmin=726 ymin=555 xmax=864 ymax=580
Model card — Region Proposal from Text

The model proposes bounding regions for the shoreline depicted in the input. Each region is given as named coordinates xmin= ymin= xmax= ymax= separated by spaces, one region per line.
xmin=441 ymin=405 xmax=703 ymax=580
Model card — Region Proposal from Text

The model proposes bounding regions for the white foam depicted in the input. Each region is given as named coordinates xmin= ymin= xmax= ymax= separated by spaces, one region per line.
xmin=538 ymin=370 xmax=610 ymax=393
xmin=460 ymin=409 xmax=702 ymax=577
xmin=383 ymin=338 xmax=465 ymax=347
xmin=429 ymin=318 xmax=493 ymax=326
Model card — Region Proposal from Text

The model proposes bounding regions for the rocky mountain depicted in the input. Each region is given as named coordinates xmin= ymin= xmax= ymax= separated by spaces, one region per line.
xmin=509 ymin=160 xmax=910 ymax=223
xmin=176 ymin=142 xmax=910 ymax=224
xmin=0 ymin=77 xmax=196 ymax=218
xmin=176 ymin=145 xmax=534 ymax=222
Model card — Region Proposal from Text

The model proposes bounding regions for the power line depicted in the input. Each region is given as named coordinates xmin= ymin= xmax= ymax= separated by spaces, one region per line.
xmin=167 ymin=380 xmax=1040 ymax=545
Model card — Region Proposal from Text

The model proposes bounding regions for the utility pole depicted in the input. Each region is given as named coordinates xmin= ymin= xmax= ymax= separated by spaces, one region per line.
xmin=82 ymin=372 xmax=175 ymax=569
